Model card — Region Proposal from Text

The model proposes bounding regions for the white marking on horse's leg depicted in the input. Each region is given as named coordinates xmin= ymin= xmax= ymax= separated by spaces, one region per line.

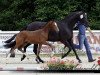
xmin=6 ymin=52 xmax=11 ymax=64
xmin=50 ymin=51 xmax=55 ymax=57
xmin=6 ymin=53 xmax=11 ymax=59
xmin=23 ymin=53 xmax=29 ymax=60
xmin=50 ymin=45 xmax=55 ymax=57
xmin=18 ymin=48 xmax=29 ymax=61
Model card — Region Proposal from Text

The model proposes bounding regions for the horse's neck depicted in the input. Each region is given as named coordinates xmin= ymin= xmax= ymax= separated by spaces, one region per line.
xmin=61 ymin=14 xmax=78 ymax=30
xmin=40 ymin=27 xmax=49 ymax=39
xmin=42 ymin=25 xmax=50 ymax=33
xmin=65 ymin=17 xmax=78 ymax=30
xmin=70 ymin=20 xmax=77 ymax=29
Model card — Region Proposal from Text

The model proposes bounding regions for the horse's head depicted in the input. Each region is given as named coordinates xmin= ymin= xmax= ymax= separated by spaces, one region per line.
xmin=64 ymin=11 xmax=89 ymax=29
xmin=47 ymin=21 xmax=59 ymax=32
xmin=76 ymin=11 xmax=89 ymax=27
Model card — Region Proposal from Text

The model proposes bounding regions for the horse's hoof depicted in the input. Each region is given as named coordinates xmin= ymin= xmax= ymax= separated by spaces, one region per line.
xmin=21 ymin=58 xmax=23 ymax=61
xmin=21 ymin=57 xmax=24 ymax=61
xmin=35 ymin=58 xmax=40 ymax=64
xmin=21 ymin=55 xmax=26 ymax=61
xmin=6 ymin=58 xmax=9 ymax=60
xmin=61 ymin=53 xmax=67 ymax=59
xmin=61 ymin=55 xmax=65 ymax=59
xmin=79 ymin=60 xmax=82 ymax=63
xmin=10 ymin=54 xmax=15 ymax=58
xmin=27 ymin=58 xmax=29 ymax=60
xmin=40 ymin=60 xmax=44 ymax=63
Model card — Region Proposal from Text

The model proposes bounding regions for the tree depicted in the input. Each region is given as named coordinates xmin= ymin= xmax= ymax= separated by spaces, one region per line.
xmin=0 ymin=0 xmax=36 ymax=31
xmin=0 ymin=0 xmax=100 ymax=30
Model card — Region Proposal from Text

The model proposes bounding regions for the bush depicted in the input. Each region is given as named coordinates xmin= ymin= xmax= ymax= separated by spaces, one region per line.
xmin=44 ymin=56 xmax=79 ymax=70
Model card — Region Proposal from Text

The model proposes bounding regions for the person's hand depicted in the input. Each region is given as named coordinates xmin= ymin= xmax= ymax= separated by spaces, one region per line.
xmin=87 ymin=27 xmax=95 ymax=38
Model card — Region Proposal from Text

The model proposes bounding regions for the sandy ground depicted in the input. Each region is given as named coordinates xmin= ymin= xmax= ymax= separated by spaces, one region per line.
xmin=0 ymin=53 xmax=99 ymax=70
xmin=0 ymin=54 xmax=99 ymax=74
xmin=0 ymin=72 xmax=99 ymax=75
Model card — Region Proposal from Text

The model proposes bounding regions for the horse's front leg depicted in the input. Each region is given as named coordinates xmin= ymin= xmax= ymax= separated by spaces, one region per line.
xmin=35 ymin=44 xmax=42 ymax=63
xmin=69 ymin=40 xmax=82 ymax=63
xmin=61 ymin=40 xmax=72 ymax=59
xmin=62 ymin=40 xmax=82 ymax=63
xmin=34 ymin=44 xmax=44 ymax=63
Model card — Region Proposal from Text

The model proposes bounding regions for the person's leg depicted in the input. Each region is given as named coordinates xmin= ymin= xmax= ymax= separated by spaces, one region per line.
xmin=74 ymin=35 xmax=85 ymax=50
xmin=84 ymin=36 xmax=95 ymax=62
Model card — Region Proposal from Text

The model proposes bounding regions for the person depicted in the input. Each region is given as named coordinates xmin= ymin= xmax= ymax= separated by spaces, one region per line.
xmin=74 ymin=21 xmax=96 ymax=62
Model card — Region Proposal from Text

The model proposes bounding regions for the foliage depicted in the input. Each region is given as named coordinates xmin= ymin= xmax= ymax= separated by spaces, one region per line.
xmin=45 ymin=57 xmax=79 ymax=70
xmin=98 ymin=57 xmax=100 ymax=65
xmin=0 ymin=0 xmax=100 ymax=31
xmin=34 ymin=0 xmax=78 ymax=21
xmin=0 ymin=0 xmax=35 ymax=30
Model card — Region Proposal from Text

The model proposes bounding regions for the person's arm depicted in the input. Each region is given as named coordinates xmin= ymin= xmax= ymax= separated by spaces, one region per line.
xmin=87 ymin=27 xmax=95 ymax=38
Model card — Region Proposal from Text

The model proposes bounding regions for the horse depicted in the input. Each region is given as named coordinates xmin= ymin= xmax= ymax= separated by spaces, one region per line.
xmin=4 ymin=21 xmax=59 ymax=60
xmin=5 ymin=11 xmax=89 ymax=63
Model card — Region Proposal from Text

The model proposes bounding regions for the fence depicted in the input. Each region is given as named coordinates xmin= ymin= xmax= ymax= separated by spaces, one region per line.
xmin=0 ymin=30 xmax=100 ymax=54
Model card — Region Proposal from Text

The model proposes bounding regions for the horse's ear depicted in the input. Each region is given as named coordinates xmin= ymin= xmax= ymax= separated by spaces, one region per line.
xmin=50 ymin=19 xmax=55 ymax=22
xmin=80 ymin=14 xmax=83 ymax=19
xmin=49 ymin=20 xmax=54 ymax=23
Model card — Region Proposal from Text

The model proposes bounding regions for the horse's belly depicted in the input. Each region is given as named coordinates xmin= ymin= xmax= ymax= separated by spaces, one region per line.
xmin=26 ymin=37 xmax=46 ymax=44
xmin=48 ymin=32 xmax=59 ymax=41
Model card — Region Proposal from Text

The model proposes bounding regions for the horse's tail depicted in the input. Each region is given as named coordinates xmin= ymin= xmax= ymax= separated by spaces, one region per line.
xmin=4 ymin=41 xmax=16 ymax=48
xmin=5 ymin=34 xmax=17 ymax=43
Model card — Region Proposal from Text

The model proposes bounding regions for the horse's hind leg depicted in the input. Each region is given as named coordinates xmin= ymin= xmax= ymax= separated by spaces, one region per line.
xmin=19 ymin=48 xmax=30 ymax=61
xmin=21 ymin=43 xmax=31 ymax=61
xmin=6 ymin=47 xmax=16 ymax=63
xmin=10 ymin=53 xmax=15 ymax=57
xmin=6 ymin=47 xmax=16 ymax=58
xmin=23 ymin=52 xmax=30 ymax=60
xmin=18 ymin=44 xmax=30 ymax=61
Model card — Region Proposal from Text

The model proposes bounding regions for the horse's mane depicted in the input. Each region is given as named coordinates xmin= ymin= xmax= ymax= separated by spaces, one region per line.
xmin=62 ymin=11 xmax=83 ymax=22
xmin=68 ymin=11 xmax=83 ymax=18
xmin=40 ymin=20 xmax=55 ymax=28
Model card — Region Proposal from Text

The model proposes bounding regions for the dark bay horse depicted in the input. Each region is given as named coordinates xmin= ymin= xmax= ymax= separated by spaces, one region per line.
xmin=5 ymin=11 xmax=89 ymax=63
xmin=4 ymin=21 xmax=59 ymax=60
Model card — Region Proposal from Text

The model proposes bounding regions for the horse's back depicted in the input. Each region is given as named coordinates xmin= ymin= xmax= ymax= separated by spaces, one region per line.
xmin=26 ymin=21 xmax=47 ymax=31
